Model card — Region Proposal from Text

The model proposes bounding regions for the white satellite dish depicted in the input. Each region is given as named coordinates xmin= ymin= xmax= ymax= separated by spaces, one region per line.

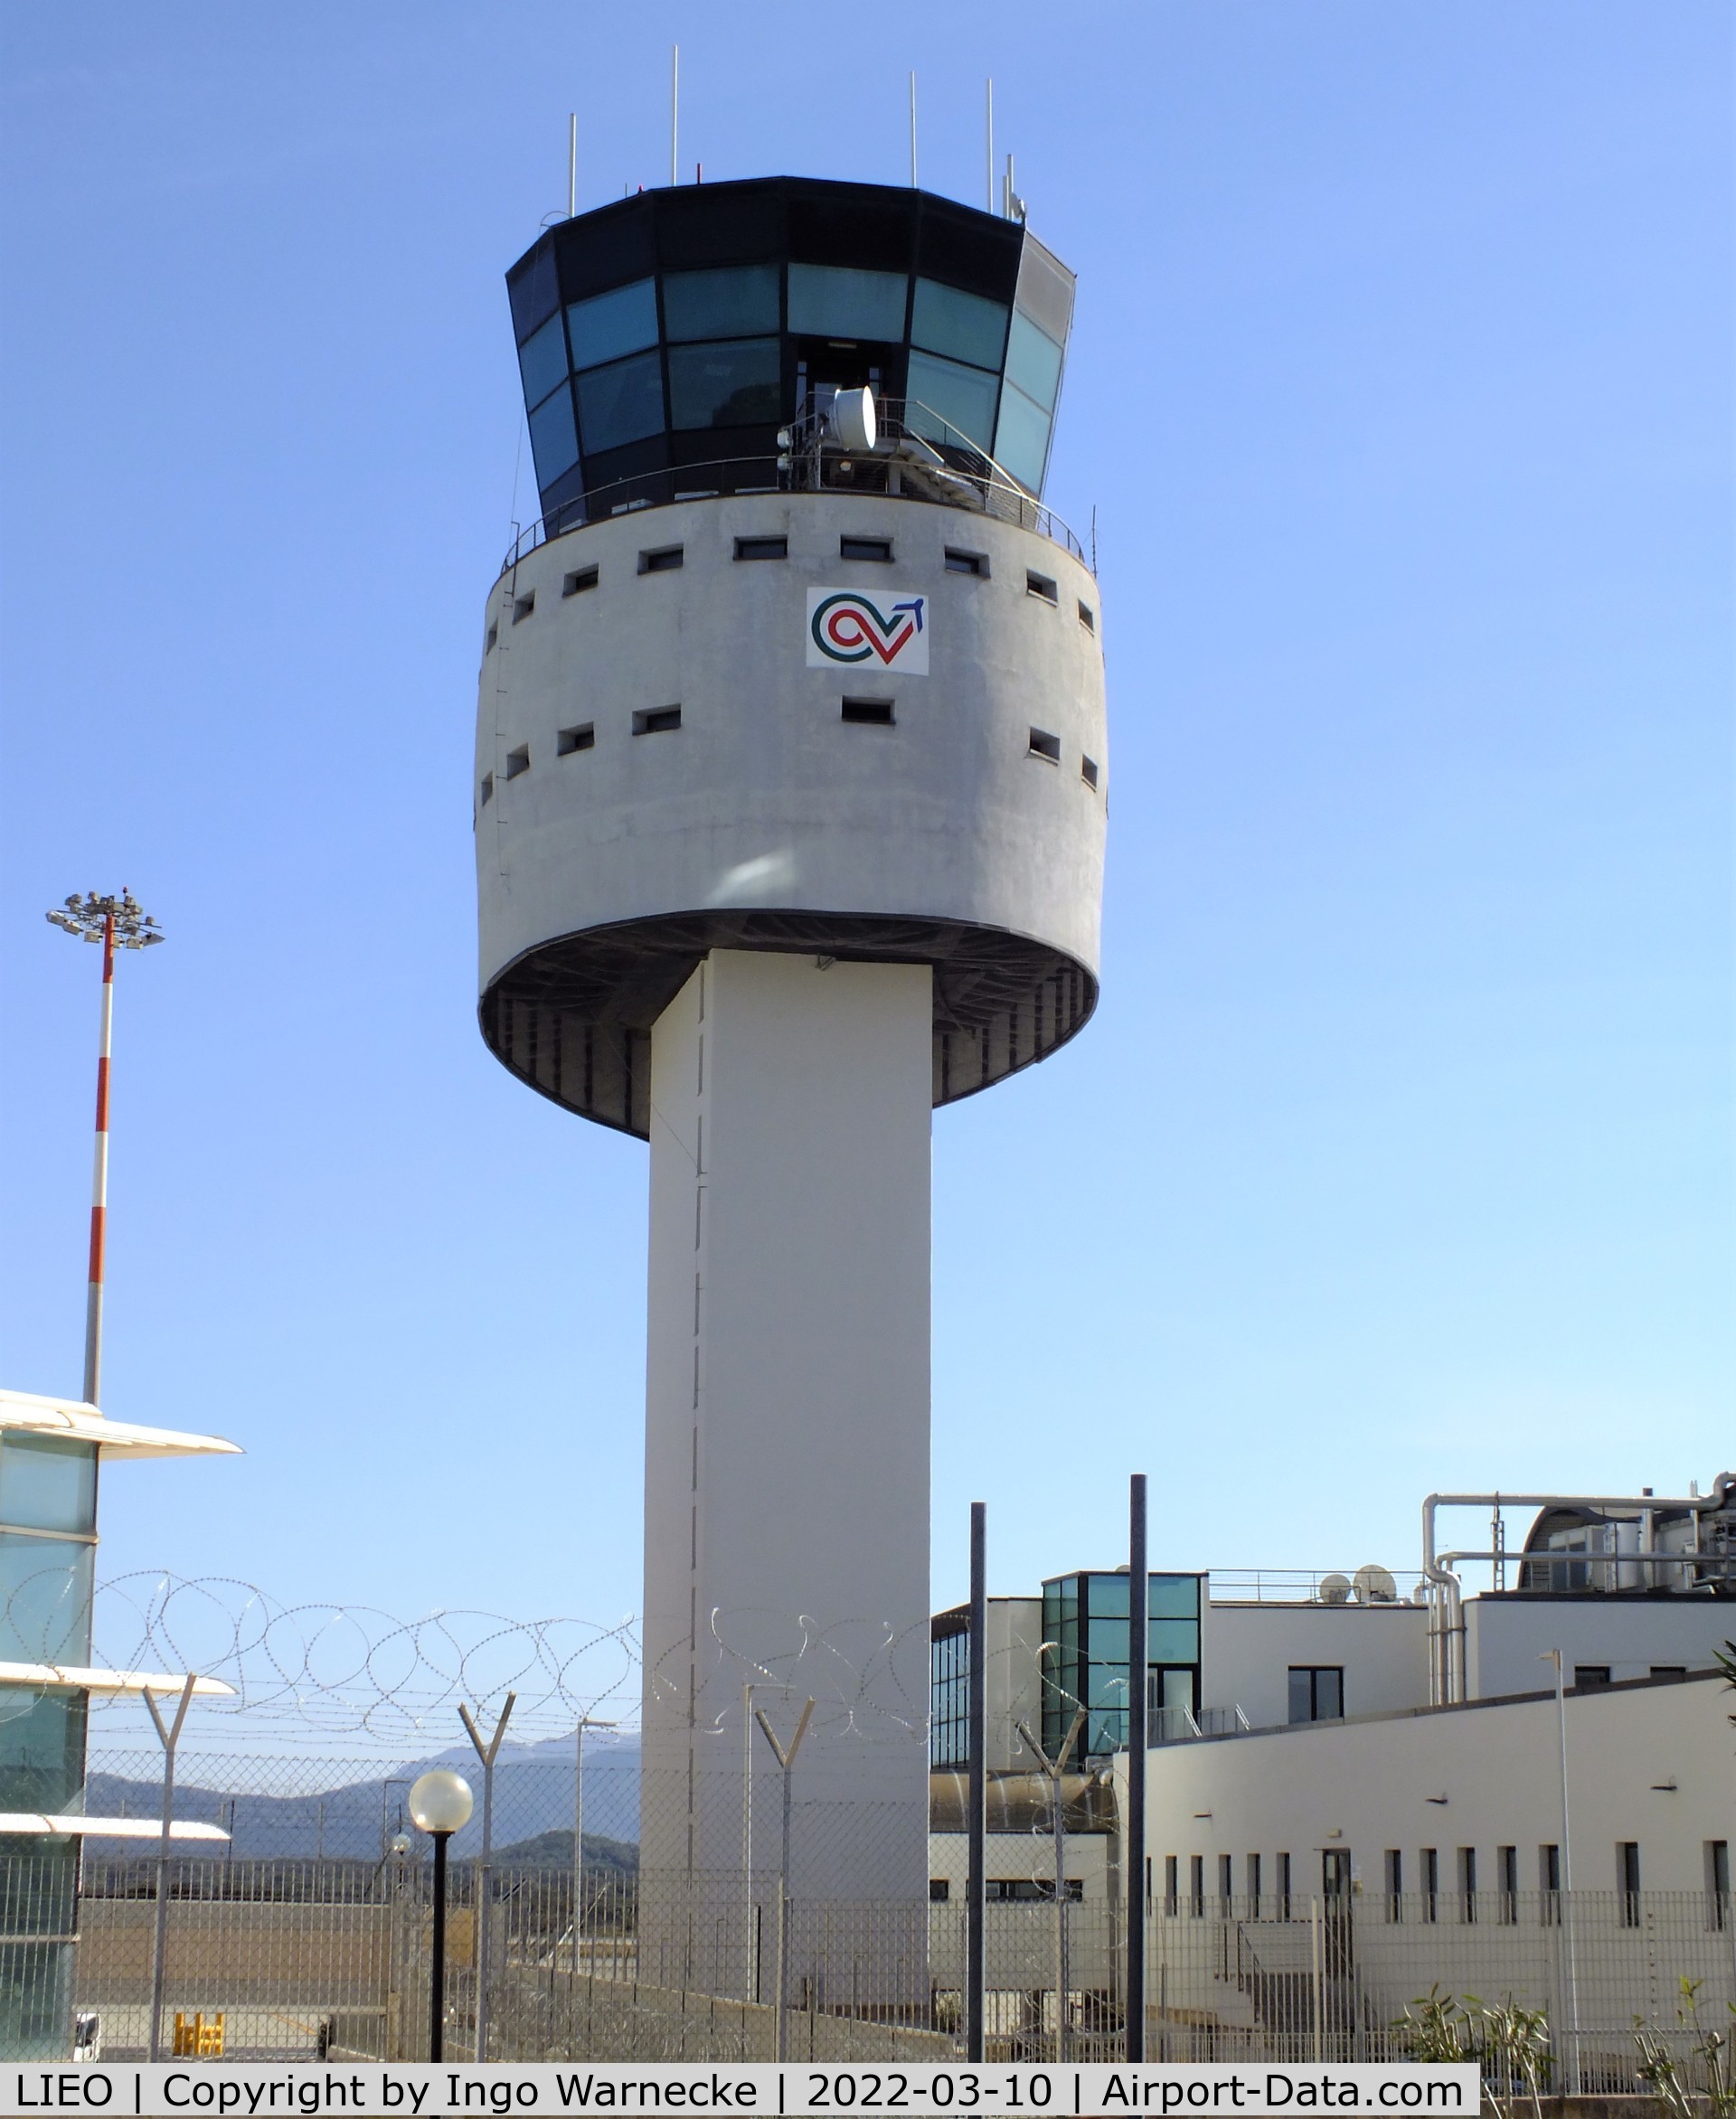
xmin=832 ymin=385 xmax=876 ymax=453
xmin=1318 ymin=1572 xmax=1352 ymax=1606
xmin=1354 ymin=1564 xmax=1398 ymax=1606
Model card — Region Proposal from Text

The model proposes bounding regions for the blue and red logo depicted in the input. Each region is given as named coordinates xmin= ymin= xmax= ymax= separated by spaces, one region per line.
xmin=805 ymin=589 xmax=929 ymax=673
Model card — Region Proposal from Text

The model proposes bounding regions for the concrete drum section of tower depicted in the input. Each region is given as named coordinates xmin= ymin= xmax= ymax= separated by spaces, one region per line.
xmin=474 ymin=175 xmax=1105 ymax=1999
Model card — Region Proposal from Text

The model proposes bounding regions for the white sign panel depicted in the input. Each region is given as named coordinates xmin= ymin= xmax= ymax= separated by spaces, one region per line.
xmin=806 ymin=587 xmax=929 ymax=674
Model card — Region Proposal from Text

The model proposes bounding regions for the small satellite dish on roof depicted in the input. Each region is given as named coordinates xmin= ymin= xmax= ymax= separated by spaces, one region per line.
xmin=1318 ymin=1573 xmax=1352 ymax=1606
xmin=832 ymin=385 xmax=876 ymax=452
xmin=1354 ymin=1564 xmax=1398 ymax=1606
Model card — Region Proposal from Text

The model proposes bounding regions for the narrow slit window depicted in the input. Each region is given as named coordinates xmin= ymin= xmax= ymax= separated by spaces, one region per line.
xmin=479 ymin=773 xmax=494 ymax=806
xmin=840 ymin=535 xmax=893 ymax=562
xmin=1028 ymin=728 xmax=1061 ymax=763
xmin=639 ymin=545 xmax=684 ymax=574
xmin=634 ymin=706 xmax=682 ymax=735
xmin=1026 ymin=570 xmax=1058 ymax=604
xmin=1081 ymin=756 xmax=1099 ymax=789
xmin=945 ymin=548 xmax=989 ymax=577
xmin=558 ymin=723 xmax=595 ymax=755
xmin=505 ymin=744 xmax=529 ymax=779
xmin=1078 ymin=599 xmax=1096 ymax=632
xmin=842 ymin=698 xmax=894 ymax=726
xmin=512 ymin=591 xmax=535 ymax=624
xmin=734 ymin=535 xmax=788 ymax=561
xmin=562 ymin=565 xmax=599 ymax=597
xmin=485 ymin=623 xmax=498 ymax=653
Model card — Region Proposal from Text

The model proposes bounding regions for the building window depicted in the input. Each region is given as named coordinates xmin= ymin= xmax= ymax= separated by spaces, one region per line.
xmin=1025 ymin=570 xmax=1058 ymax=604
xmin=986 ymin=1877 xmax=1082 ymax=1903
xmin=1458 ymin=1847 xmax=1477 ymax=1922
xmin=1246 ymin=1851 xmax=1262 ymax=1914
xmin=1618 ymin=1841 xmax=1641 ymax=1926
xmin=840 ymin=535 xmax=892 ymax=563
xmin=1277 ymin=1852 xmax=1291 ymax=1920
xmin=1574 ymin=1665 xmax=1612 ymax=1690
xmin=1323 ymin=1850 xmax=1352 ymax=1900
xmin=563 ymin=565 xmax=599 ymax=597
xmin=1421 ymin=1848 xmax=1439 ymax=1923
xmin=1041 ymin=1570 xmax=1202 ymax=1761
xmin=929 ymin=1612 xmax=969 ymax=1769
xmin=929 ymin=1879 xmax=950 ymax=1903
xmin=479 ymin=773 xmax=494 ymax=806
xmin=1541 ymin=1843 xmax=1561 ymax=1925
xmin=485 ymin=623 xmax=498 ymax=653
xmin=1218 ymin=1853 xmax=1232 ymax=1910
xmin=505 ymin=745 xmax=529 ymax=780
xmin=1708 ymin=1841 xmax=1730 ymax=1929
xmin=633 ymin=706 xmax=682 ymax=735
xmin=945 ymin=548 xmax=989 ymax=577
xmin=1081 ymin=756 xmax=1099 ymax=790
xmin=0 ymin=1437 xmax=97 ymax=1537
xmin=1288 ymin=1667 xmax=1344 ymax=1723
xmin=1384 ymin=1851 xmax=1402 ymax=1922
xmin=1028 ymin=728 xmax=1061 ymax=764
xmin=1189 ymin=1855 xmax=1204 ymax=1917
xmin=1650 ymin=1665 xmax=1686 ymax=1681
xmin=734 ymin=535 xmax=788 ymax=561
xmin=841 ymin=698 xmax=895 ymax=726
xmin=638 ymin=545 xmax=684 ymax=574
xmin=1497 ymin=1846 xmax=1517 ymax=1924
xmin=1163 ymin=1856 xmax=1178 ymax=1917
xmin=1078 ymin=599 xmax=1096 ymax=632
xmin=512 ymin=591 xmax=535 ymax=624
xmin=558 ymin=724 xmax=595 ymax=755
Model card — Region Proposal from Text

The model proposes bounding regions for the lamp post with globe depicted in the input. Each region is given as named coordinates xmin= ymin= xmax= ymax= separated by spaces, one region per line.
xmin=409 ymin=1768 xmax=474 ymax=2061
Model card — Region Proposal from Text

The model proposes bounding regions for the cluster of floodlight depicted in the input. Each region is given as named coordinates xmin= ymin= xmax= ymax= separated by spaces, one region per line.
xmin=45 ymin=890 xmax=165 ymax=948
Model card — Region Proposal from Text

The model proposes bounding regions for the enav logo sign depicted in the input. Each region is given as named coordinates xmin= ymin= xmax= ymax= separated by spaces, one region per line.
xmin=806 ymin=588 xmax=929 ymax=673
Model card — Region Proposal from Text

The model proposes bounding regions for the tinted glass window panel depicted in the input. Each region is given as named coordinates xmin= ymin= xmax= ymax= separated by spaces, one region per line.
xmin=1089 ymin=1617 xmax=1129 ymax=1663
xmin=1089 ymin=1574 xmax=1129 ymax=1616
xmin=575 ymin=352 xmax=665 ymax=454
xmin=1288 ymin=1669 xmax=1312 ymax=1724
xmin=566 ymin=278 xmax=658 ymax=371
xmin=1147 ymin=1618 xmax=1198 ymax=1663
xmin=528 ymin=385 xmax=580 ymax=485
xmin=508 ymin=245 xmax=561 ymax=344
xmin=667 ymin=338 xmax=781 ymax=429
xmin=664 ymin=264 xmax=779 ymax=344
xmin=0 ymin=1440 xmax=95 ymax=1538
xmin=907 ymin=352 xmax=1000 ymax=455
xmin=1318 ymin=1669 xmax=1344 ymax=1718
xmin=911 ymin=278 xmax=1009 ymax=371
xmin=1005 ymin=310 xmax=1065 ymax=412
xmin=1087 ymin=1662 xmax=1128 ymax=1709
xmin=0 ymin=1537 xmax=93 ymax=1664
xmin=518 ymin=312 xmax=570 ymax=410
xmin=1150 ymin=1577 xmax=1201 ymax=1619
xmin=788 ymin=264 xmax=907 ymax=341
xmin=0 ymin=1691 xmax=87 ymax=1813
xmin=994 ymin=381 xmax=1052 ymax=493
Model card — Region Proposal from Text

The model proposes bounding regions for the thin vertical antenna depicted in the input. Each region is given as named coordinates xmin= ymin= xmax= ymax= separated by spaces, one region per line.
xmin=568 ymin=114 xmax=577 ymax=218
xmin=909 ymin=72 xmax=917 ymax=188
xmin=670 ymin=45 xmax=678 ymax=187
xmin=986 ymin=80 xmax=994 ymax=212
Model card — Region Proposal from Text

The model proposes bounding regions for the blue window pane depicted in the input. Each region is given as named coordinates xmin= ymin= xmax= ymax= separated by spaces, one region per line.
xmin=1005 ymin=310 xmax=1064 ymax=412
xmin=788 ymin=264 xmax=907 ymax=341
xmin=1148 ymin=1617 xmax=1199 ymax=1663
xmin=575 ymin=351 xmax=665 ymax=454
xmin=1150 ymin=1576 xmax=1200 ymax=1619
xmin=517 ymin=313 xmax=569 ymax=410
xmin=907 ymin=352 xmax=999 ymax=455
xmin=1088 ymin=1617 xmax=1130 ymax=1663
xmin=0 ymin=1692 xmax=86 ymax=1813
xmin=664 ymin=265 xmax=779 ymax=344
xmin=528 ymin=385 xmax=580 ymax=484
xmin=911 ymin=278 xmax=1008 ymax=371
xmin=0 ymin=1441 xmax=94 ymax=1538
xmin=1087 ymin=1662 xmax=1129 ymax=1709
xmin=1089 ymin=1574 xmax=1130 ymax=1617
xmin=0 ymin=1538 xmax=92 ymax=1665
xmin=667 ymin=338 xmax=781 ymax=429
xmin=994 ymin=381 xmax=1051 ymax=492
xmin=566 ymin=278 xmax=658 ymax=371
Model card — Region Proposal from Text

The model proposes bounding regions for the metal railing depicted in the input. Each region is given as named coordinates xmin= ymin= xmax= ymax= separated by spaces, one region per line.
xmin=499 ymin=396 xmax=1086 ymax=576
xmin=1209 ymin=1569 xmax=1428 ymax=1606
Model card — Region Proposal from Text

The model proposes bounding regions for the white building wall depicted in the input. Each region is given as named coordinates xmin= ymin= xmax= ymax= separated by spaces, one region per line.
xmin=641 ymin=950 xmax=932 ymax=1928
xmin=1125 ymin=1672 xmax=1731 ymax=1899
xmin=1466 ymin=1596 xmax=1736 ymax=1700
xmin=1199 ymin=1597 xmax=1429 ymax=1728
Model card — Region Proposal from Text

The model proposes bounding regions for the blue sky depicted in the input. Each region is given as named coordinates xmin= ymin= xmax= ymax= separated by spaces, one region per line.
xmin=1 ymin=3 xmax=1729 ymax=1641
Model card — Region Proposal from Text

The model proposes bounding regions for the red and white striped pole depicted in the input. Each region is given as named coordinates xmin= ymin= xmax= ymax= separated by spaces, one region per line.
xmin=84 ymin=911 xmax=116 ymax=1407
xmin=47 ymin=889 xmax=165 ymax=1408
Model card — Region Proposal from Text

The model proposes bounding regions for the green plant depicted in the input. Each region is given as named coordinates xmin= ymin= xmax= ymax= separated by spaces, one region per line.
xmin=1394 ymin=1987 xmax=1552 ymax=2119
xmin=1633 ymin=1976 xmax=1736 ymax=2119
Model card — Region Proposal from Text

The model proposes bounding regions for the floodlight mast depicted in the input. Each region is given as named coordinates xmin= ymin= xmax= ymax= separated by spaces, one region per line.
xmin=44 ymin=890 xmax=165 ymax=1407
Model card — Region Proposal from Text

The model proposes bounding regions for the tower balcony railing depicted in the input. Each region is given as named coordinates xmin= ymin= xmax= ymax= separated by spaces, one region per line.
xmin=501 ymin=397 xmax=1086 ymax=575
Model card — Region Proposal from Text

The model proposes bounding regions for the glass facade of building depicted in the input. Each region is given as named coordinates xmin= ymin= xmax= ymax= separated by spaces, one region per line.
xmin=505 ymin=177 xmax=1075 ymax=532
xmin=1042 ymin=1572 xmax=1203 ymax=1760
xmin=929 ymin=1610 xmax=971 ymax=1771
xmin=0 ymin=1434 xmax=96 ymax=2058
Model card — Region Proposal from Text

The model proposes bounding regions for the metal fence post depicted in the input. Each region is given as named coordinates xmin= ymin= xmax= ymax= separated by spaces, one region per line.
xmin=753 ymin=1696 xmax=814 ymax=2064
xmin=459 ymin=1691 xmax=516 ymax=2061
xmin=143 ymin=1674 xmax=197 ymax=2065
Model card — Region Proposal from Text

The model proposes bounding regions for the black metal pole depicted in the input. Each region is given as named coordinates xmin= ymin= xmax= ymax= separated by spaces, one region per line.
xmin=966 ymin=1501 xmax=987 ymax=2062
xmin=1127 ymin=1473 xmax=1148 ymax=2060
xmin=429 ymin=1831 xmax=449 ymax=2062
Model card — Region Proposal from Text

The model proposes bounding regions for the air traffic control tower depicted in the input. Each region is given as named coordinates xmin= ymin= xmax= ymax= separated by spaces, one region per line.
xmin=476 ymin=176 xmax=1105 ymax=1977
